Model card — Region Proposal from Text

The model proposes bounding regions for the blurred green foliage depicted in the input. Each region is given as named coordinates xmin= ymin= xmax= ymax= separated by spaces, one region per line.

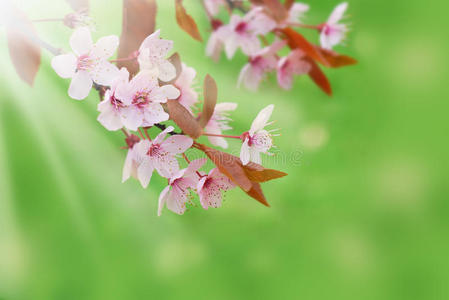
xmin=0 ymin=0 xmax=448 ymax=299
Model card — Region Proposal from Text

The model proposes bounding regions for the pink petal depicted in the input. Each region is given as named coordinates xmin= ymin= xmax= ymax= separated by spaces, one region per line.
xmin=137 ymin=161 xmax=154 ymax=188
xmin=159 ymin=85 xmax=180 ymax=100
xmin=240 ymin=138 xmax=251 ymax=165
xmin=185 ymin=158 xmax=207 ymax=177
xmin=68 ymin=70 xmax=93 ymax=100
xmin=210 ymin=168 xmax=235 ymax=190
xmin=224 ymin=35 xmax=239 ymax=59
xmin=249 ymin=104 xmax=274 ymax=134
xmin=91 ymin=35 xmax=119 ymax=59
xmin=51 ymin=54 xmax=77 ymax=78
xmin=166 ymin=185 xmax=188 ymax=215
xmin=162 ymin=135 xmax=193 ymax=154
xmin=158 ymin=185 xmax=171 ymax=216
xmin=327 ymin=2 xmax=348 ymax=24
xmin=158 ymin=60 xmax=176 ymax=82
xmin=153 ymin=126 xmax=174 ymax=144
xmin=122 ymin=149 xmax=134 ymax=183
xmin=206 ymin=33 xmax=223 ymax=62
xmin=120 ymin=106 xmax=143 ymax=131
xmin=153 ymin=154 xmax=179 ymax=178
xmin=97 ymin=98 xmax=123 ymax=131
xmin=90 ymin=60 xmax=119 ymax=86
xmin=143 ymin=103 xmax=169 ymax=126
xmin=70 ymin=27 xmax=93 ymax=56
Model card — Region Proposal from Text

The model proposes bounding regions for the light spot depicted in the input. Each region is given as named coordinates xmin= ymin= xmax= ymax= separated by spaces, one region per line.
xmin=299 ymin=123 xmax=329 ymax=151
xmin=375 ymin=156 xmax=429 ymax=210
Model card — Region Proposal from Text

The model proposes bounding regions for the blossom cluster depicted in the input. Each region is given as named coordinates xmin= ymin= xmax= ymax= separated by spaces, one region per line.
xmin=202 ymin=1 xmax=351 ymax=91
xmin=51 ymin=26 xmax=282 ymax=215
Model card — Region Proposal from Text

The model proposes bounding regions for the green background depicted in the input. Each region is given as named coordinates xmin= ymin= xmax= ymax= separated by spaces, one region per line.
xmin=1 ymin=0 xmax=448 ymax=299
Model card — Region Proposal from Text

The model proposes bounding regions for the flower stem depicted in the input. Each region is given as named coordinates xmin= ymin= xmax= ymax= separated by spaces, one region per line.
xmin=109 ymin=56 xmax=137 ymax=63
xmin=287 ymin=23 xmax=321 ymax=30
xmin=202 ymin=133 xmax=241 ymax=139
xmin=138 ymin=128 xmax=146 ymax=140
xmin=143 ymin=128 xmax=151 ymax=140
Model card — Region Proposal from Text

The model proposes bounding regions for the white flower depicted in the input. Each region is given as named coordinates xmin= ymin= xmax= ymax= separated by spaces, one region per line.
xmin=240 ymin=104 xmax=276 ymax=165
xmin=320 ymin=2 xmax=349 ymax=49
xmin=137 ymin=30 xmax=176 ymax=82
xmin=51 ymin=27 xmax=119 ymax=100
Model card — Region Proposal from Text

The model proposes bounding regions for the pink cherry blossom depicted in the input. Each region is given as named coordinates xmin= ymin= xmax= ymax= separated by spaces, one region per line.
xmin=158 ymin=158 xmax=206 ymax=216
xmin=320 ymin=2 xmax=349 ymax=49
xmin=51 ymin=27 xmax=119 ymax=100
xmin=203 ymin=0 xmax=226 ymax=16
xmin=113 ymin=71 xmax=179 ymax=131
xmin=240 ymin=104 xmax=276 ymax=165
xmin=137 ymin=30 xmax=176 ymax=82
xmin=97 ymin=67 xmax=134 ymax=131
xmin=129 ymin=126 xmax=193 ymax=188
xmin=173 ymin=63 xmax=198 ymax=113
xmin=197 ymin=168 xmax=235 ymax=209
xmin=238 ymin=40 xmax=286 ymax=91
xmin=219 ymin=7 xmax=277 ymax=59
xmin=276 ymin=49 xmax=311 ymax=90
xmin=204 ymin=102 xmax=238 ymax=148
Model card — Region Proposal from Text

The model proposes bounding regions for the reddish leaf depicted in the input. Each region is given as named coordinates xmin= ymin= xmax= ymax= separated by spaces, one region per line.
xmin=199 ymin=145 xmax=253 ymax=192
xmin=6 ymin=9 xmax=41 ymax=86
xmin=199 ymin=74 xmax=217 ymax=128
xmin=66 ymin=0 xmax=89 ymax=11
xmin=281 ymin=27 xmax=330 ymax=67
xmin=175 ymin=0 xmax=202 ymax=42
xmin=316 ymin=47 xmax=358 ymax=68
xmin=306 ymin=58 xmax=332 ymax=96
xmin=117 ymin=0 xmax=157 ymax=75
xmin=262 ymin=0 xmax=288 ymax=22
xmin=243 ymin=165 xmax=288 ymax=183
xmin=197 ymin=144 xmax=287 ymax=207
xmin=245 ymin=182 xmax=269 ymax=207
xmin=166 ymin=100 xmax=202 ymax=139
xmin=284 ymin=0 xmax=294 ymax=10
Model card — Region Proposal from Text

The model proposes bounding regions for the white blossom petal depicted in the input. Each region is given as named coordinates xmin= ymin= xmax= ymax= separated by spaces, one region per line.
xmin=122 ymin=149 xmax=134 ymax=183
xmin=249 ymin=104 xmax=274 ymax=134
xmin=158 ymin=60 xmax=176 ymax=82
xmin=159 ymin=84 xmax=180 ymax=100
xmin=68 ymin=70 xmax=92 ymax=100
xmin=51 ymin=54 xmax=77 ymax=78
xmin=91 ymin=35 xmax=119 ymax=59
xmin=70 ymin=27 xmax=93 ymax=55
xmin=328 ymin=2 xmax=348 ymax=24
xmin=158 ymin=185 xmax=171 ymax=216
xmin=240 ymin=138 xmax=251 ymax=165
xmin=137 ymin=161 xmax=154 ymax=188
xmin=162 ymin=135 xmax=193 ymax=154
xmin=90 ymin=60 xmax=119 ymax=86
xmin=97 ymin=99 xmax=123 ymax=131
xmin=143 ymin=103 xmax=169 ymax=126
